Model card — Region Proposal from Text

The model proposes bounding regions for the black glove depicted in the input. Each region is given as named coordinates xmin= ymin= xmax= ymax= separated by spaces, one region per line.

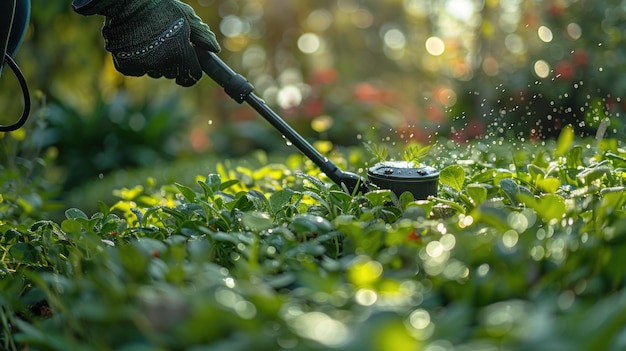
xmin=73 ymin=0 xmax=220 ymax=87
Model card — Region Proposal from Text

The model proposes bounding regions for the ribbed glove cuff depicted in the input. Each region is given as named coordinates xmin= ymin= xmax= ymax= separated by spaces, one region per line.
xmin=72 ymin=0 xmax=156 ymax=19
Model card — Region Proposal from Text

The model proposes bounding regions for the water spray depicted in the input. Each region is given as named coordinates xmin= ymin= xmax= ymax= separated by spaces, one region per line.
xmin=196 ymin=49 xmax=439 ymax=199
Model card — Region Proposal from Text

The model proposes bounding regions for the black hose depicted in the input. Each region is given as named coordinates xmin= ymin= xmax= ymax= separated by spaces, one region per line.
xmin=195 ymin=48 xmax=369 ymax=194
xmin=0 ymin=53 xmax=30 ymax=132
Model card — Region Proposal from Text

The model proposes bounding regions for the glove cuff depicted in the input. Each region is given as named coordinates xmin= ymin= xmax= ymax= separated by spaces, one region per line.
xmin=72 ymin=0 xmax=156 ymax=18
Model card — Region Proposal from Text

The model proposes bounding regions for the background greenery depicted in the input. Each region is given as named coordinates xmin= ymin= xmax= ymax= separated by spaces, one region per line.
xmin=2 ymin=0 xmax=625 ymax=196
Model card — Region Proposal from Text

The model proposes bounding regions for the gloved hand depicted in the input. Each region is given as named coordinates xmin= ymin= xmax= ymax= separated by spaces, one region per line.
xmin=73 ymin=0 xmax=220 ymax=87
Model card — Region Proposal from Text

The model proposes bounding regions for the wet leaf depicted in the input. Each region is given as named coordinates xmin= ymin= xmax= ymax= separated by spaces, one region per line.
xmin=242 ymin=211 xmax=274 ymax=232
xmin=440 ymin=165 xmax=466 ymax=192
xmin=175 ymin=183 xmax=197 ymax=203
xmin=577 ymin=166 xmax=610 ymax=185
xmin=555 ymin=125 xmax=574 ymax=157
xmin=499 ymin=178 xmax=520 ymax=204
xmin=290 ymin=213 xmax=332 ymax=234
xmin=61 ymin=219 xmax=83 ymax=235
xmin=220 ymin=179 xmax=240 ymax=191
xmin=527 ymin=164 xmax=546 ymax=180
xmin=269 ymin=189 xmax=295 ymax=214
xmin=65 ymin=208 xmax=89 ymax=220
xmin=566 ymin=146 xmax=584 ymax=169
xmin=536 ymin=177 xmax=561 ymax=193
xmin=467 ymin=183 xmax=488 ymax=206
xmin=519 ymin=193 xmax=566 ymax=221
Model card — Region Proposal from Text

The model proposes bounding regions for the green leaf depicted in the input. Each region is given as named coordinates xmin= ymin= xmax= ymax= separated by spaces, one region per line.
xmin=205 ymin=174 xmax=222 ymax=194
xmin=290 ymin=214 xmax=332 ymax=235
xmin=329 ymin=190 xmax=353 ymax=207
xmin=13 ymin=318 xmax=71 ymax=350
xmin=566 ymin=145 xmax=584 ymax=169
xmin=577 ymin=166 xmax=610 ymax=185
xmin=175 ymin=183 xmax=197 ymax=203
xmin=440 ymin=165 xmax=466 ymax=192
xmin=407 ymin=200 xmax=435 ymax=218
xmin=600 ymin=187 xmax=626 ymax=210
xmin=527 ymin=164 xmax=545 ymax=181
xmin=403 ymin=144 xmax=431 ymax=163
xmin=220 ymin=179 xmax=240 ymax=191
xmin=269 ymin=189 xmax=295 ymax=214
xmin=299 ymin=172 xmax=328 ymax=193
xmin=365 ymin=190 xmax=395 ymax=206
xmin=499 ymin=178 xmax=520 ymax=204
xmin=133 ymin=237 xmax=167 ymax=257
xmin=606 ymin=152 xmax=626 ymax=167
xmin=398 ymin=191 xmax=415 ymax=208
xmin=536 ymin=177 xmax=561 ymax=194
xmin=65 ymin=208 xmax=88 ymax=220
xmin=519 ymin=193 xmax=566 ymax=221
xmin=197 ymin=180 xmax=214 ymax=198
xmin=1 ymin=228 xmax=21 ymax=244
xmin=286 ymin=241 xmax=326 ymax=256
xmin=470 ymin=168 xmax=513 ymax=184
xmin=61 ymin=219 xmax=83 ymax=235
xmin=364 ymin=142 xmax=388 ymax=162
xmin=466 ymin=183 xmax=488 ymax=206
xmin=537 ymin=194 xmax=567 ymax=221
xmin=554 ymin=125 xmax=574 ymax=157
xmin=242 ymin=211 xmax=274 ymax=232
xmin=8 ymin=242 xmax=39 ymax=263
xmin=97 ymin=201 xmax=110 ymax=217
xmin=475 ymin=205 xmax=509 ymax=232
xmin=430 ymin=196 xmax=466 ymax=214
xmin=227 ymin=192 xmax=256 ymax=212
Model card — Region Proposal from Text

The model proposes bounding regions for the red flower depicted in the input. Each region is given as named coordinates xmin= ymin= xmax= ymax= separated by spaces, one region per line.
xmin=303 ymin=97 xmax=325 ymax=117
xmin=407 ymin=230 xmax=422 ymax=243
xmin=572 ymin=50 xmax=589 ymax=66
xmin=466 ymin=119 xmax=485 ymax=139
xmin=555 ymin=60 xmax=575 ymax=80
xmin=354 ymin=82 xmax=382 ymax=103
xmin=309 ymin=68 xmax=338 ymax=86
xmin=548 ymin=1 xmax=566 ymax=17
xmin=190 ymin=127 xmax=211 ymax=152
xmin=425 ymin=103 xmax=445 ymax=123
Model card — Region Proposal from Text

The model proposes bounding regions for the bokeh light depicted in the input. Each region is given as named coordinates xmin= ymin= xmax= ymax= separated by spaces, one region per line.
xmin=534 ymin=60 xmax=550 ymax=78
xmin=298 ymin=33 xmax=322 ymax=54
xmin=538 ymin=26 xmax=554 ymax=43
xmin=425 ymin=36 xmax=445 ymax=56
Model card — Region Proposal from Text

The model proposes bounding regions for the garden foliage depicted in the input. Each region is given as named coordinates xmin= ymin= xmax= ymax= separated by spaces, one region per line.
xmin=1 ymin=130 xmax=625 ymax=350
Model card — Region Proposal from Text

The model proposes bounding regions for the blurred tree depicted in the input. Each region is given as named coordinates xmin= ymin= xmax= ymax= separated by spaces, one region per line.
xmin=452 ymin=0 xmax=624 ymax=140
xmin=2 ymin=0 xmax=623 ymax=189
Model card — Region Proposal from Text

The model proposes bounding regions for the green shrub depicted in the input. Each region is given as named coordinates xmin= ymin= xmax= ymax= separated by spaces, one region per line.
xmin=0 ymin=114 xmax=62 ymax=224
xmin=34 ymin=91 xmax=193 ymax=189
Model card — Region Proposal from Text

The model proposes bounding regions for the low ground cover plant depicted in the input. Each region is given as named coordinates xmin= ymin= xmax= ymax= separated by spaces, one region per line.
xmin=1 ymin=128 xmax=625 ymax=350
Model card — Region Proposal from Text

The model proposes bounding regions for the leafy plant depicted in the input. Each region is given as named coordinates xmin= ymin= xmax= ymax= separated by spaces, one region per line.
xmin=34 ymin=91 xmax=193 ymax=189
xmin=1 ymin=130 xmax=626 ymax=351
xmin=402 ymin=143 xmax=431 ymax=165
xmin=0 ymin=107 xmax=62 ymax=224
xmin=364 ymin=141 xmax=432 ymax=167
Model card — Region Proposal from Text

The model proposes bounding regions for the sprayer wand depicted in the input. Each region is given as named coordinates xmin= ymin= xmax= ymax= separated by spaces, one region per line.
xmin=195 ymin=48 xmax=369 ymax=195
